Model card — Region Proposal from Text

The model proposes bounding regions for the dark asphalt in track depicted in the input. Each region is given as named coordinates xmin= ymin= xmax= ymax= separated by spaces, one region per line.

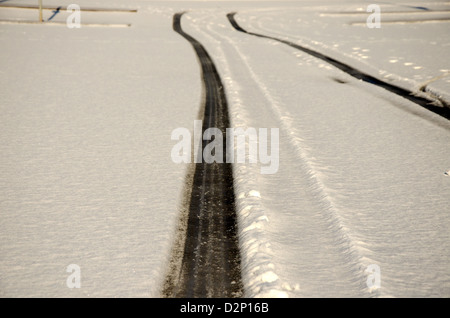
xmin=227 ymin=12 xmax=450 ymax=120
xmin=164 ymin=12 xmax=243 ymax=298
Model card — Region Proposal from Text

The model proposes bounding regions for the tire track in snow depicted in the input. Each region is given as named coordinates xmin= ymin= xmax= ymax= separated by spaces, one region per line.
xmin=196 ymin=20 xmax=292 ymax=297
xmin=163 ymin=12 xmax=243 ymax=298
xmin=224 ymin=13 xmax=382 ymax=297
xmin=227 ymin=12 xmax=450 ymax=120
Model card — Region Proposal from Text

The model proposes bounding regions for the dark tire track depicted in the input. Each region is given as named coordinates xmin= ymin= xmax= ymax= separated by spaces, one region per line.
xmin=163 ymin=12 xmax=243 ymax=298
xmin=227 ymin=12 xmax=450 ymax=120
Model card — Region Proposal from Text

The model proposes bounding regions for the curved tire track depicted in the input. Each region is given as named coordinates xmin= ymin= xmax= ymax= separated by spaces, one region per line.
xmin=163 ymin=12 xmax=243 ymax=298
xmin=227 ymin=12 xmax=450 ymax=120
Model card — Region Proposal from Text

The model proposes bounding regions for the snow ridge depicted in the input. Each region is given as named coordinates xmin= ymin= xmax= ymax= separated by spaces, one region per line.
xmin=218 ymin=30 xmax=381 ymax=297
xmin=190 ymin=18 xmax=290 ymax=297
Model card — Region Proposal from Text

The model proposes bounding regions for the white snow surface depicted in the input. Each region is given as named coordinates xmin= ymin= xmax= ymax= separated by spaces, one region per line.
xmin=0 ymin=0 xmax=202 ymax=297
xmin=1 ymin=0 xmax=450 ymax=297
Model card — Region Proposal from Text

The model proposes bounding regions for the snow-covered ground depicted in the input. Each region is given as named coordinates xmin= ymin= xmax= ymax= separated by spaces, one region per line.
xmin=1 ymin=0 xmax=449 ymax=297
xmin=0 ymin=0 xmax=202 ymax=297
xmin=236 ymin=1 xmax=450 ymax=105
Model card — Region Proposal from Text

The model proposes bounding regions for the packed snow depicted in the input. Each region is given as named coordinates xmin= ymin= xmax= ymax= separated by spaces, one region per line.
xmin=1 ymin=0 xmax=449 ymax=297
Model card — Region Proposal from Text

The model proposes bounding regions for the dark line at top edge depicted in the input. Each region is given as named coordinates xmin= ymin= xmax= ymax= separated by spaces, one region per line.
xmin=0 ymin=4 xmax=138 ymax=12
